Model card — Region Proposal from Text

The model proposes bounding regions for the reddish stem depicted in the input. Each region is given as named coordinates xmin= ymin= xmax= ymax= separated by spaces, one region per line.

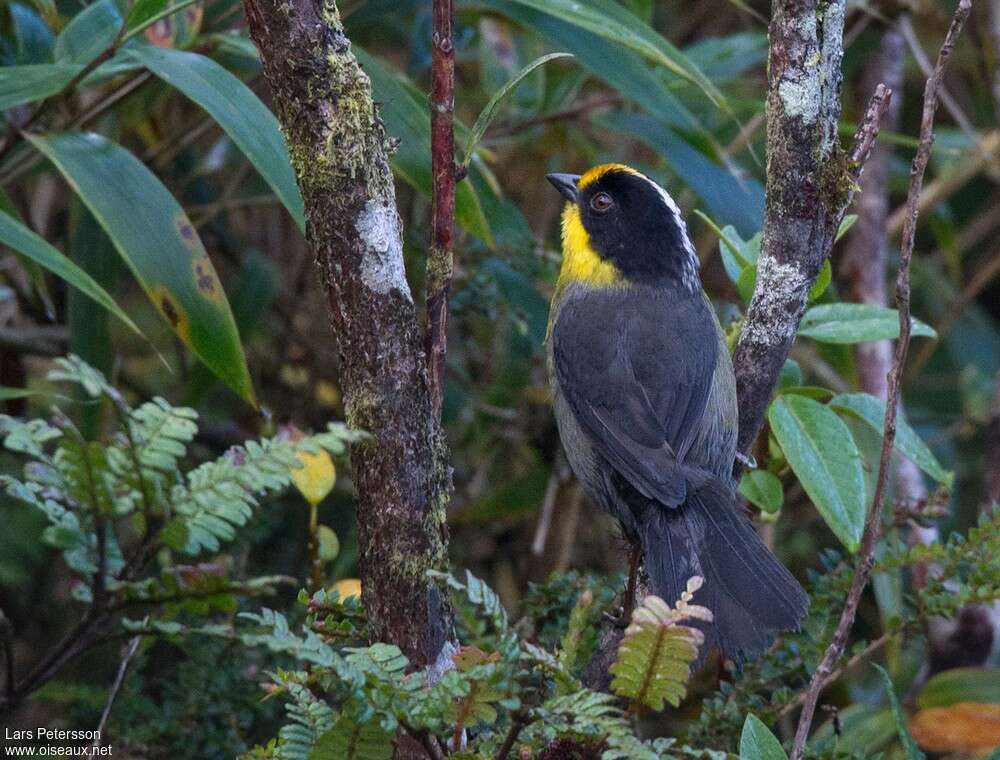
xmin=425 ymin=0 xmax=456 ymax=418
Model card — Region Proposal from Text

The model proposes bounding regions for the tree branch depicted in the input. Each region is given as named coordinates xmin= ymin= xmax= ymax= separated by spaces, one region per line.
xmin=789 ymin=4 xmax=973 ymax=757
xmin=241 ymin=0 xmax=454 ymax=668
xmin=732 ymin=0 xmax=892 ymax=461
xmin=425 ymin=0 xmax=457 ymax=419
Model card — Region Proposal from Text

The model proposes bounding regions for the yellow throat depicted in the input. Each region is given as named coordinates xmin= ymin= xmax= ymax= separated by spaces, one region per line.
xmin=556 ymin=163 xmax=642 ymax=289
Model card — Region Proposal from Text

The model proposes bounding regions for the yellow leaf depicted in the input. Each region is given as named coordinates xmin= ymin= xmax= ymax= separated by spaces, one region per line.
xmin=291 ymin=449 xmax=336 ymax=505
xmin=329 ymin=578 xmax=361 ymax=600
xmin=910 ymin=702 xmax=1000 ymax=755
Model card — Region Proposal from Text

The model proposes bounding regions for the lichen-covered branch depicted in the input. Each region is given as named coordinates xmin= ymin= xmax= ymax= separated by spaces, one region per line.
xmin=241 ymin=0 xmax=454 ymax=668
xmin=789 ymin=4 xmax=973 ymax=756
xmin=733 ymin=0 xmax=887 ymax=458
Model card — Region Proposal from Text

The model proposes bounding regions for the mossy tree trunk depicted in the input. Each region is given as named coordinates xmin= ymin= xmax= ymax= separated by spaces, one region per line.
xmin=732 ymin=0 xmax=852 ymax=457
xmin=242 ymin=0 xmax=454 ymax=671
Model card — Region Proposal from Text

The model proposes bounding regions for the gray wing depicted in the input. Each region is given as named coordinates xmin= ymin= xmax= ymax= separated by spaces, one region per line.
xmin=552 ymin=285 xmax=720 ymax=507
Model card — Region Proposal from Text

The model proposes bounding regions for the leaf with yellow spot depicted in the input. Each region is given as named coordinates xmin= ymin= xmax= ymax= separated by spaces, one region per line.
xmin=909 ymin=703 xmax=1000 ymax=755
xmin=291 ymin=448 xmax=336 ymax=506
xmin=330 ymin=578 xmax=361 ymax=600
xmin=26 ymin=132 xmax=256 ymax=405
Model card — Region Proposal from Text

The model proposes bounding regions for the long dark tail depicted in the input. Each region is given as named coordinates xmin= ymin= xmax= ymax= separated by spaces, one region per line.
xmin=638 ymin=479 xmax=808 ymax=664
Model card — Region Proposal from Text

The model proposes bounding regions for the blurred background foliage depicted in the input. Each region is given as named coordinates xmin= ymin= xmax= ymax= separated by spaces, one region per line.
xmin=1 ymin=0 xmax=999 ymax=756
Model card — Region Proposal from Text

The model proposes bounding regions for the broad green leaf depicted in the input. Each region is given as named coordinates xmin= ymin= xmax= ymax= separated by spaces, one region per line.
xmin=462 ymin=52 xmax=574 ymax=167
xmin=694 ymin=211 xmax=760 ymax=281
xmin=127 ymin=45 xmax=305 ymax=231
xmin=830 ymin=393 xmax=952 ymax=487
xmin=125 ymin=0 xmax=169 ymax=30
xmin=769 ymin=395 xmax=866 ymax=551
xmin=809 ymin=259 xmax=832 ymax=300
xmin=917 ymin=667 xmax=1000 ymax=709
xmin=0 ymin=387 xmax=38 ymax=400
xmin=27 ymin=132 xmax=255 ymax=405
xmin=798 ymin=303 xmax=936 ymax=344
xmin=54 ymin=0 xmax=121 ymax=65
xmin=808 ymin=705 xmax=897 ymax=757
xmin=740 ymin=714 xmax=788 ymax=760
xmin=0 ymin=186 xmax=54 ymax=318
xmin=875 ymin=664 xmax=926 ymax=760
xmin=503 ymin=0 xmax=725 ymax=108
xmin=479 ymin=0 xmax=698 ymax=129
xmin=0 ymin=63 xmax=82 ymax=110
xmin=836 ymin=213 xmax=858 ymax=241
xmin=738 ymin=470 xmax=783 ymax=513
xmin=354 ymin=48 xmax=493 ymax=245
xmin=9 ymin=2 xmax=56 ymax=64
xmin=0 ymin=208 xmax=141 ymax=338
xmin=779 ymin=386 xmax=833 ymax=400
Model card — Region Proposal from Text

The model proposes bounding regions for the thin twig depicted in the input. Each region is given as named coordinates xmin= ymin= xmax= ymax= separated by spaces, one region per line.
xmin=495 ymin=713 xmax=530 ymax=760
xmin=90 ymin=632 xmax=142 ymax=753
xmin=778 ymin=632 xmax=894 ymax=718
xmin=789 ymin=4 xmax=972 ymax=757
xmin=424 ymin=0 xmax=457 ymax=419
xmin=0 ymin=609 xmax=14 ymax=703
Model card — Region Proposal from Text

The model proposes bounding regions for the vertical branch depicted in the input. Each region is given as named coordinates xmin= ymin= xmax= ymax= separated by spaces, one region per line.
xmin=732 ymin=0 xmax=849 ymax=457
xmin=425 ymin=0 xmax=457 ymax=418
xmin=242 ymin=0 xmax=454 ymax=669
xmin=789 ymin=4 xmax=973 ymax=757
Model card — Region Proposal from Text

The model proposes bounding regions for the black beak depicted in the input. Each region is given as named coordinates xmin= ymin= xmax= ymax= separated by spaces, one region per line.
xmin=546 ymin=173 xmax=581 ymax=203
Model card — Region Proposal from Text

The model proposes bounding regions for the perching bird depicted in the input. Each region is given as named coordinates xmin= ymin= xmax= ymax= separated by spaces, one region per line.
xmin=545 ymin=164 xmax=808 ymax=663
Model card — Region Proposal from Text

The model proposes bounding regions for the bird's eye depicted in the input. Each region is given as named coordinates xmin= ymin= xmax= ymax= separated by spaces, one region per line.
xmin=589 ymin=192 xmax=613 ymax=213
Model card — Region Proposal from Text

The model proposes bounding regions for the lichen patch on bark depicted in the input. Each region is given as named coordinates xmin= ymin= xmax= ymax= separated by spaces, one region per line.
xmin=357 ymin=200 xmax=412 ymax=301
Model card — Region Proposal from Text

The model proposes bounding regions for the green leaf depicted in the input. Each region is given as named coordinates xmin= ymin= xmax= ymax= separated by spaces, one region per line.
xmin=125 ymin=0 xmax=169 ymax=30
xmin=481 ymin=0 xmax=698 ymax=131
xmin=0 ymin=208 xmax=142 ymax=338
xmin=53 ymin=0 xmax=121 ymax=65
xmin=0 ymin=63 xmax=82 ymax=110
xmin=462 ymin=52 xmax=573 ymax=167
xmin=353 ymin=48 xmax=493 ymax=245
xmin=829 ymin=393 xmax=952 ymax=487
xmin=317 ymin=525 xmax=339 ymax=562
xmin=738 ymin=470 xmax=783 ymax=513
xmin=609 ymin=580 xmax=708 ymax=711
xmin=127 ymin=45 xmax=305 ymax=231
xmin=0 ymin=186 xmax=55 ymax=319
xmin=27 ymin=132 xmax=255 ymax=405
xmin=310 ymin=717 xmax=392 ymax=760
xmin=809 ymin=260 xmax=832 ymax=300
xmin=740 ymin=714 xmax=788 ymax=760
xmin=503 ymin=0 xmax=725 ymax=108
xmin=836 ymin=213 xmax=858 ymax=242
xmin=768 ymin=395 xmax=866 ymax=551
xmin=917 ymin=667 xmax=1000 ymax=709
xmin=874 ymin=664 xmax=926 ymax=760
xmin=0 ymin=387 xmax=38 ymax=400
xmin=798 ymin=303 xmax=936 ymax=344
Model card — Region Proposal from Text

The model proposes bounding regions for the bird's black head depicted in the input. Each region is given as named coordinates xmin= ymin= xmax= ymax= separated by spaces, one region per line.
xmin=546 ymin=164 xmax=699 ymax=289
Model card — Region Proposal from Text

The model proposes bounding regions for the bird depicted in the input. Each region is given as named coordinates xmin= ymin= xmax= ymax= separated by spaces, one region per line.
xmin=544 ymin=163 xmax=808 ymax=663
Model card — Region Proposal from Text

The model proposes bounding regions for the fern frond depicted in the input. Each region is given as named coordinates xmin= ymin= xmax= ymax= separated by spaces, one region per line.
xmin=47 ymin=355 xmax=120 ymax=403
xmin=0 ymin=416 xmax=60 ymax=461
xmin=106 ymin=398 xmax=197 ymax=515
xmin=311 ymin=716 xmax=393 ymax=760
xmin=609 ymin=577 xmax=711 ymax=712
xmin=169 ymin=437 xmax=300 ymax=554
xmin=274 ymin=681 xmax=336 ymax=760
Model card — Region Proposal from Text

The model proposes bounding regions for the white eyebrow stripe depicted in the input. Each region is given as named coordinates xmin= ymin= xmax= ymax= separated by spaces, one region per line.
xmin=641 ymin=173 xmax=701 ymax=291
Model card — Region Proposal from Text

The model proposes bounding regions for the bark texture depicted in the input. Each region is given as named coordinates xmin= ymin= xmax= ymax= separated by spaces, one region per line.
xmin=242 ymin=0 xmax=453 ymax=669
xmin=733 ymin=0 xmax=852 ymax=456
xmin=425 ymin=0 xmax=456 ymax=418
